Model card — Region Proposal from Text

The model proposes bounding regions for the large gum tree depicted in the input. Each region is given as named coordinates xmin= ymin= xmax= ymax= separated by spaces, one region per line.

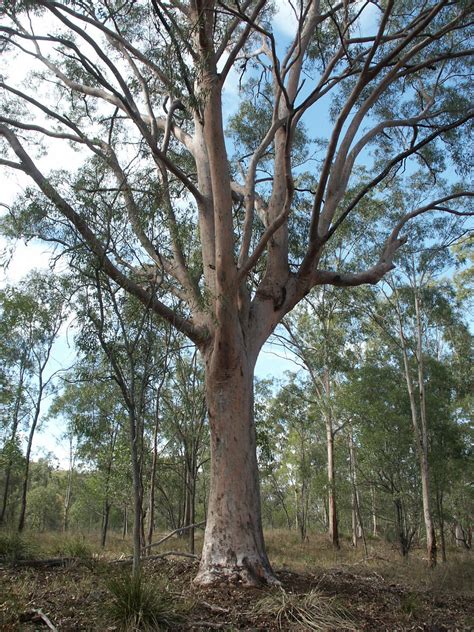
xmin=0 ymin=0 xmax=473 ymax=584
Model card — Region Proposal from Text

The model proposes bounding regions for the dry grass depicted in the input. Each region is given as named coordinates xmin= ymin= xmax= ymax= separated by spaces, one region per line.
xmin=0 ymin=572 xmax=30 ymax=628
xmin=264 ymin=529 xmax=473 ymax=595
xmin=265 ymin=529 xmax=381 ymax=572
xmin=374 ymin=551 xmax=474 ymax=594
xmin=1 ymin=528 xmax=471 ymax=630
xmin=253 ymin=587 xmax=356 ymax=631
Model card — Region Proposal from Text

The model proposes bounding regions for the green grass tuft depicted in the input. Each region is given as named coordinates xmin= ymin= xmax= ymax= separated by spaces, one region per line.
xmin=58 ymin=536 xmax=93 ymax=559
xmin=105 ymin=570 xmax=187 ymax=631
xmin=0 ymin=532 xmax=38 ymax=563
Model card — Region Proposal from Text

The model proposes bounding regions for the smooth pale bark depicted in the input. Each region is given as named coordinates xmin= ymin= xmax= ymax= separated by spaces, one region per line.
xmin=414 ymin=289 xmax=437 ymax=568
xmin=194 ymin=344 xmax=278 ymax=586
xmin=395 ymin=285 xmax=437 ymax=567
xmin=454 ymin=522 xmax=470 ymax=549
xmin=349 ymin=432 xmax=367 ymax=554
xmin=326 ymin=423 xmax=339 ymax=549
xmin=371 ymin=485 xmax=378 ymax=537
xmin=349 ymin=433 xmax=358 ymax=548
xmin=323 ymin=365 xmax=340 ymax=548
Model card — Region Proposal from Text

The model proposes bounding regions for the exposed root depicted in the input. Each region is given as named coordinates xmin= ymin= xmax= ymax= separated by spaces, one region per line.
xmin=194 ymin=561 xmax=281 ymax=587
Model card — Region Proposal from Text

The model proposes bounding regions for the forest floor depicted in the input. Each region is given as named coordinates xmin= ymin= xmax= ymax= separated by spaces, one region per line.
xmin=0 ymin=530 xmax=472 ymax=631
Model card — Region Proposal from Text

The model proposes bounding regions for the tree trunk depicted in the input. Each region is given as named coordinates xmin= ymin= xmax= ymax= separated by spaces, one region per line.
xmin=395 ymin=283 xmax=436 ymax=567
xmin=147 ymin=432 xmax=159 ymax=548
xmin=101 ymin=500 xmax=111 ymax=548
xmin=414 ymin=289 xmax=437 ymax=568
xmin=371 ymin=485 xmax=378 ymax=537
xmin=327 ymin=426 xmax=339 ymax=549
xmin=122 ymin=505 xmax=128 ymax=539
xmin=18 ymin=382 xmax=43 ymax=533
xmin=101 ymin=451 xmax=113 ymax=548
xmin=323 ymin=366 xmax=339 ymax=549
xmin=394 ymin=497 xmax=409 ymax=557
xmin=63 ymin=436 xmax=74 ymax=533
xmin=436 ymin=489 xmax=446 ymax=563
xmin=0 ymin=361 xmax=26 ymax=525
xmin=18 ymin=430 xmax=34 ymax=533
xmin=129 ymin=410 xmax=142 ymax=575
xmin=194 ymin=351 xmax=278 ymax=586
xmin=188 ymin=474 xmax=196 ymax=555
xmin=1 ymin=466 xmax=13 ymax=526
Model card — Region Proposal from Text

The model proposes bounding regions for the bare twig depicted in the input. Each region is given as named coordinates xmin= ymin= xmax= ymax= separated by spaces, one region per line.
xmin=200 ymin=601 xmax=231 ymax=614
xmin=21 ymin=609 xmax=58 ymax=631
xmin=142 ymin=521 xmax=206 ymax=553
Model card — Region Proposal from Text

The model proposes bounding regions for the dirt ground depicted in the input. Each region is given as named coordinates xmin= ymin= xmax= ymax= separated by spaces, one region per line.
xmin=1 ymin=555 xmax=473 ymax=631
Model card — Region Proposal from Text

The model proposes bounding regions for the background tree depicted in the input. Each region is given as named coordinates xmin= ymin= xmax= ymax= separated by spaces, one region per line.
xmin=49 ymin=375 xmax=128 ymax=547
xmin=0 ymin=272 xmax=69 ymax=532
xmin=276 ymin=285 xmax=358 ymax=548
xmin=159 ymin=348 xmax=208 ymax=554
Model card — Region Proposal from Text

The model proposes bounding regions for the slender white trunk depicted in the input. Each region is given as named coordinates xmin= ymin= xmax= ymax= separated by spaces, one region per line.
xmin=327 ymin=424 xmax=339 ymax=548
xmin=323 ymin=368 xmax=339 ymax=548
xmin=349 ymin=433 xmax=358 ymax=547
xmin=371 ymin=485 xmax=378 ymax=537
xmin=414 ymin=288 xmax=437 ymax=567
xmin=394 ymin=284 xmax=436 ymax=567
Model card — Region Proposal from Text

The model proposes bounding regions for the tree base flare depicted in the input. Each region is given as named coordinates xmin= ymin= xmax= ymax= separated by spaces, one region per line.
xmin=194 ymin=560 xmax=281 ymax=587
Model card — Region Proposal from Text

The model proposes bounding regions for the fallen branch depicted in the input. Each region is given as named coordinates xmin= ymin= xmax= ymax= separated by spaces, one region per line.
xmin=147 ymin=551 xmax=200 ymax=561
xmin=111 ymin=550 xmax=200 ymax=564
xmin=188 ymin=622 xmax=228 ymax=629
xmin=20 ymin=609 xmax=58 ymax=631
xmin=143 ymin=521 xmax=206 ymax=554
xmin=200 ymin=601 xmax=230 ymax=614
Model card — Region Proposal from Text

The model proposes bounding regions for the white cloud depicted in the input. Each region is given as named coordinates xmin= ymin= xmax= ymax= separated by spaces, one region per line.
xmin=0 ymin=239 xmax=53 ymax=286
xmin=354 ymin=1 xmax=379 ymax=37
xmin=272 ymin=1 xmax=380 ymax=40
xmin=272 ymin=0 xmax=299 ymax=38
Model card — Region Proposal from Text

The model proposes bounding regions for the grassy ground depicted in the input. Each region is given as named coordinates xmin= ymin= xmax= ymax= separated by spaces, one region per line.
xmin=0 ymin=529 xmax=472 ymax=630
